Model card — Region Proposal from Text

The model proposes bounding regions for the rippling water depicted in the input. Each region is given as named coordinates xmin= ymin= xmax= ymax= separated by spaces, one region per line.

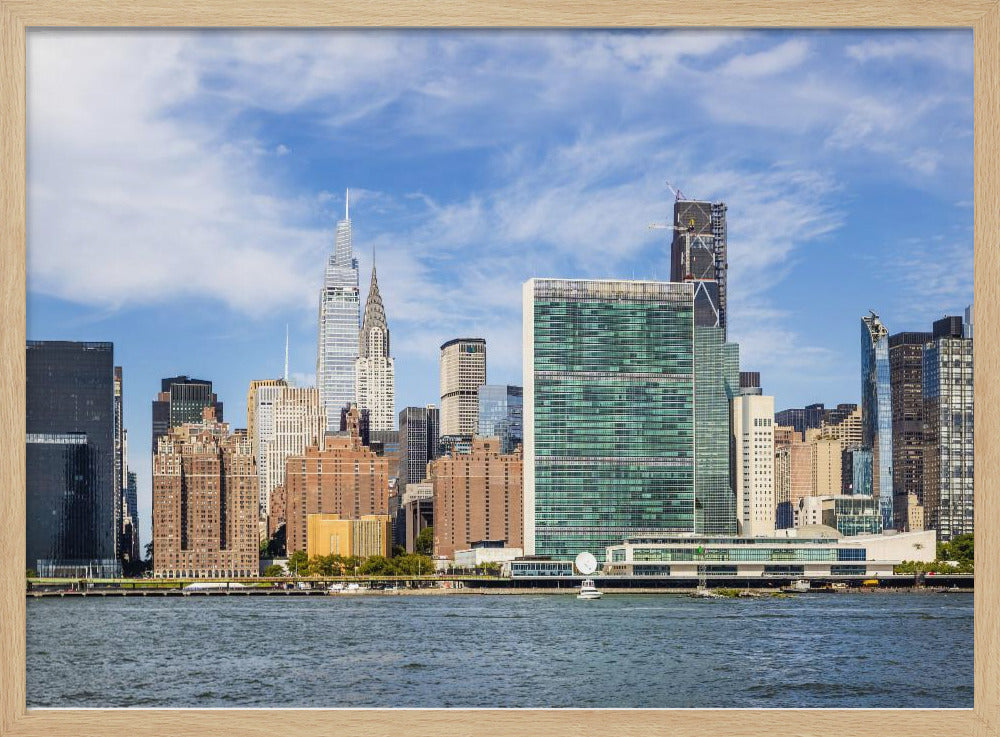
xmin=26 ymin=592 xmax=972 ymax=708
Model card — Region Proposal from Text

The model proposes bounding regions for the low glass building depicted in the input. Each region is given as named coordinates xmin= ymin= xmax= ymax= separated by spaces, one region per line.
xmin=507 ymin=559 xmax=575 ymax=577
xmin=833 ymin=496 xmax=883 ymax=537
xmin=603 ymin=528 xmax=934 ymax=578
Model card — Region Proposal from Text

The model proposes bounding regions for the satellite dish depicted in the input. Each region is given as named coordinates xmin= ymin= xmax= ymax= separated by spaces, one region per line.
xmin=575 ymin=552 xmax=598 ymax=576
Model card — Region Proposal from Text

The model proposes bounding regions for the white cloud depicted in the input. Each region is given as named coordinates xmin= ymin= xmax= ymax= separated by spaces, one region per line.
xmin=26 ymin=28 xmax=970 ymax=346
xmin=718 ymin=39 xmax=810 ymax=78
xmin=881 ymin=237 xmax=974 ymax=325
xmin=27 ymin=32 xmax=328 ymax=317
xmin=845 ymin=34 xmax=973 ymax=73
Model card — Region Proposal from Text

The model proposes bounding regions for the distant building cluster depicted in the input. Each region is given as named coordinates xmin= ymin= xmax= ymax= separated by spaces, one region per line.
xmin=24 ymin=190 xmax=973 ymax=579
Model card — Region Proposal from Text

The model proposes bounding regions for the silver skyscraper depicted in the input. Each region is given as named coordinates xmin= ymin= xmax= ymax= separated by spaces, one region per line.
xmin=317 ymin=190 xmax=360 ymax=431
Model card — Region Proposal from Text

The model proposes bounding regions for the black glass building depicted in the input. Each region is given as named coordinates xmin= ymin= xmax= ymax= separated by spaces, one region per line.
xmin=151 ymin=376 xmax=223 ymax=453
xmin=775 ymin=403 xmax=826 ymax=436
xmin=398 ymin=405 xmax=441 ymax=488
xmin=26 ymin=341 xmax=119 ymax=577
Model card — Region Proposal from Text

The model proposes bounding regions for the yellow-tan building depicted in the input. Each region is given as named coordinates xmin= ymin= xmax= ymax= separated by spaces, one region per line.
xmin=818 ymin=404 xmax=862 ymax=448
xmin=306 ymin=514 xmax=392 ymax=559
xmin=284 ymin=406 xmax=390 ymax=554
xmin=806 ymin=431 xmax=843 ymax=498
xmin=906 ymin=492 xmax=925 ymax=532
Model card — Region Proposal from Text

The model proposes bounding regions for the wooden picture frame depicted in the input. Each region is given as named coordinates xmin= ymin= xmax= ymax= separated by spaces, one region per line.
xmin=1 ymin=2 xmax=997 ymax=735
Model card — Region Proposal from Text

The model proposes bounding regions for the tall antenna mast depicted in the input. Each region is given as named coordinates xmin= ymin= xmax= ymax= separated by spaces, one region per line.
xmin=284 ymin=324 xmax=289 ymax=383
xmin=345 ymin=188 xmax=350 ymax=221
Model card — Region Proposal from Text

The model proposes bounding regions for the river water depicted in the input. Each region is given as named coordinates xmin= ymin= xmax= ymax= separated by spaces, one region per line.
xmin=26 ymin=592 xmax=972 ymax=708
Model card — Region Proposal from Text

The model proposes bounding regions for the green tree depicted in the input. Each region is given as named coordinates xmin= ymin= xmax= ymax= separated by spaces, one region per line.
xmin=139 ymin=541 xmax=154 ymax=574
xmin=26 ymin=568 xmax=37 ymax=578
xmin=393 ymin=553 xmax=434 ymax=576
xmin=310 ymin=555 xmax=338 ymax=576
xmin=415 ymin=526 xmax=433 ymax=556
xmin=359 ymin=555 xmax=396 ymax=576
xmin=342 ymin=555 xmax=362 ymax=575
xmin=287 ymin=550 xmax=309 ymax=576
xmin=945 ymin=533 xmax=974 ymax=562
xmin=263 ymin=564 xmax=285 ymax=577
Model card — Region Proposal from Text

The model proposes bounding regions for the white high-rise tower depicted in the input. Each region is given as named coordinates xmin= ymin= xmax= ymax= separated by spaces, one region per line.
xmin=317 ymin=189 xmax=360 ymax=431
xmin=355 ymin=254 xmax=396 ymax=430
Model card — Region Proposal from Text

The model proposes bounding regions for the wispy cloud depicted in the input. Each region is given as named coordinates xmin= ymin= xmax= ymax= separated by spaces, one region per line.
xmin=880 ymin=236 xmax=974 ymax=326
xmin=845 ymin=34 xmax=973 ymax=73
xmin=718 ymin=39 xmax=811 ymax=78
xmin=27 ymin=28 xmax=972 ymax=393
xmin=27 ymin=32 xmax=328 ymax=317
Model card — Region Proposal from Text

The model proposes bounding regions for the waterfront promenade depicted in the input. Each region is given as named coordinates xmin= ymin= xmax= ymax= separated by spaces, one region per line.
xmin=26 ymin=573 xmax=974 ymax=597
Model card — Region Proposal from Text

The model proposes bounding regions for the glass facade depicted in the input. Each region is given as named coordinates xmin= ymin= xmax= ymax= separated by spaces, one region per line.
xmin=861 ymin=313 xmax=894 ymax=529
xmin=477 ymin=384 xmax=523 ymax=454
xmin=833 ymin=496 xmax=883 ymax=537
xmin=632 ymin=546 xmax=844 ymax=562
xmin=527 ymin=279 xmax=696 ymax=560
xmin=611 ymin=538 xmax=869 ymax=563
xmin=152 ymin=376 xmax=223 ymax=453
xmin=509 ymin=560 xmax=574 ymax=577
xmin=26 ymin=341 xmax=119 ymax=577
xmin=830 ymin=565 xmax=867 ymax=576
xmin=693 ymin=327 xmax=739 ymax=535
xmin=923 ymin=318 xmax=974 ymax=541
xmin=888 ymin=331 xmax=932 ymax=527
xmin=398 ymin=406 xmax=441 ymax=487
xmin=842 ymin=447 xmax=873 ymax=496
xmin=774 ymin=403 xmax=825 ymax=437
xmin=317 ymin=201 xmax=360 ymax=431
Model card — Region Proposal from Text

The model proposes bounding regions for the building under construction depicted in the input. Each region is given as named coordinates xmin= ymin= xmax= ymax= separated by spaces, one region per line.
xmin=669 ymin=197 xmax=728 ymax=335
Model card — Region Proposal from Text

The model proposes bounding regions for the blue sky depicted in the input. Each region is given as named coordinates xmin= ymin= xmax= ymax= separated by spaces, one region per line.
xmin=26 ymin=30 xmax=974 ymax=546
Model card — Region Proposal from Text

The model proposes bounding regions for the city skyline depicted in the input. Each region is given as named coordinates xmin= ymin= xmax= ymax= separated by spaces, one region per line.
xmin=26 ymin=29 xmax=974 ymax=548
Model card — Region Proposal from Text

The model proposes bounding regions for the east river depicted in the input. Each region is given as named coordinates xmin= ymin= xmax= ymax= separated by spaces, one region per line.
xmin=26 ymin=592 xmax=972 ymax=708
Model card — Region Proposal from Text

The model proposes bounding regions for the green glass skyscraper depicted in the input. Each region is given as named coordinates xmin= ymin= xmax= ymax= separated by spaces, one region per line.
xmin=694 ymin=328 xmax=740 ymax=535
xmin=524 ymin=278 xmax=722 ymax=560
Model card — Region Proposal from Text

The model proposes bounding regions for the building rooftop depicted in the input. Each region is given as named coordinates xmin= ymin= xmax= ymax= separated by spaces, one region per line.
xmin=440 ymin=337 xmax=486 ymax=350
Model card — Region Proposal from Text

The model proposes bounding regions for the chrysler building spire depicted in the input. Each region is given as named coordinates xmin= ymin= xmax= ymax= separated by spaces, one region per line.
xmin=359 ymin=251 xmax=388 ymax=359
xmin=354 ymin=249 xmax=395 ymax=431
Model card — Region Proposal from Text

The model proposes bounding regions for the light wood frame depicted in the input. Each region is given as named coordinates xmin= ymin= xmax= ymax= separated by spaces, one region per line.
xmin=1 ymin=2 xmax=997 ymax=735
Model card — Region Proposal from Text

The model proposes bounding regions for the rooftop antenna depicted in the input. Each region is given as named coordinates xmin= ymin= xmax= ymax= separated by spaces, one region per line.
xmin=345 ymin=188 xmax=350 ymax=220
xmin=284 ymin=324 xmax=289 ymax=383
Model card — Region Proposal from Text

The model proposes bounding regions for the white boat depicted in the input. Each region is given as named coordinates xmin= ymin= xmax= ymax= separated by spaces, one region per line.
xmin=183 ymin=581 xmax=245 ymax=591
xmin=577 ymin=578 xmax=602 ymax=599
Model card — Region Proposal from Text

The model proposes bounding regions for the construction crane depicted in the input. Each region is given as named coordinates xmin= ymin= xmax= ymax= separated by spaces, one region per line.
xmin=665 ymin=180 xmax=687 ymax=202
xmin=648 ymin=217 xmax=697 ymax=281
